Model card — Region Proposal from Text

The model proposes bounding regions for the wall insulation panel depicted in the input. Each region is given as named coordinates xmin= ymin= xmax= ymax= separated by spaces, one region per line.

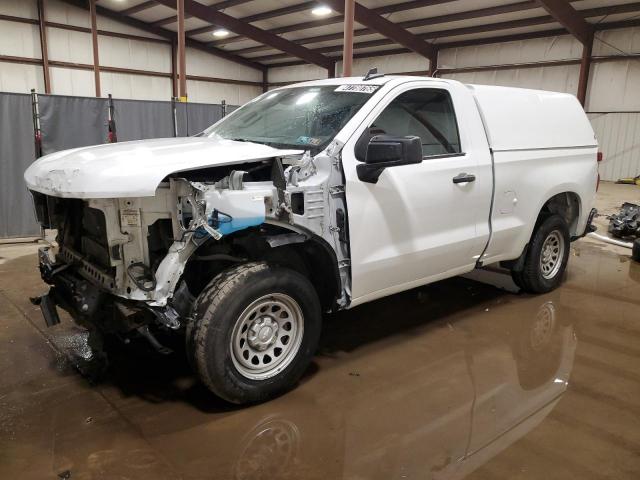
xmin=46 ymin=0 xmax=90 ymax=28
xmin=336 ymin=53 xmax=430 ymax=75
xmin=441 ymin=64 xmax=581 ymax=95
xmin=0 ymin=20 xmax=41 ymax=58
xmin=0 ymin=0 xmax=37 ymax=18
xmin=268 ymin=64 xmax=328 ymax=84
xmin=98 ymin=36 xmax=171 ymax=73
xmin=187 ymin=79 xmax=261 ymax=106
xmin=586 ymin=60 xmax=640 ymax=112
xmin=49 ymin=67 xmax=95 ymax=97
xmin=589 ymin=113 xmax=640 ymax=182
xmin=0 ymin=62 xmax=44 ymax=93
xmin=593 ymin=26 xmax=640 ymax=56
xmin=186 ymin=47 xmax=262 ymax=83
xmin=100 ymin=72 xmax=172 ymax=101
xmin=47 ymin=28 xmax=93 ymax=64
xmin=439 ymin=34 xmax=582 ymax=68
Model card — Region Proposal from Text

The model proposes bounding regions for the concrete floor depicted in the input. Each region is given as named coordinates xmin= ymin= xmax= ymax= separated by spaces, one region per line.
xmin=1 ymin=182 xmax=639 ymax=480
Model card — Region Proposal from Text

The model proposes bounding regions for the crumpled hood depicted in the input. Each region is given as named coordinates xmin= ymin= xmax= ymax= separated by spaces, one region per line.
xmin=24 ymin=136 xmax=302 ymax=198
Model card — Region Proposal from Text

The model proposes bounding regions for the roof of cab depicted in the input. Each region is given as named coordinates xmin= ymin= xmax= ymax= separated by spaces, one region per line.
xmin=274 ymin=75 xmax=455 ymax=90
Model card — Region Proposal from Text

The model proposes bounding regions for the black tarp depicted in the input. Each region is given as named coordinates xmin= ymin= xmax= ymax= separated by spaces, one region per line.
xmin=39 ymin=94 xmax=109 ymax=155
xmin=0 ymin=93 xmax=40 ymax=238
xmin=1 ymin=92 xmax=236 ymax=238
xmin=112 ymin=98 xmax=175 ymax=141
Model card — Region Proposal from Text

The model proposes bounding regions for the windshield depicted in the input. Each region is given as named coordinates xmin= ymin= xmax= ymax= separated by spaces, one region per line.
xmin=203 ymin=85 xmax=378 ymax=152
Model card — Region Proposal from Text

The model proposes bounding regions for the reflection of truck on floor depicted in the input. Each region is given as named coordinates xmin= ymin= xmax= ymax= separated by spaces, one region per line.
xmin=26 ymin=73 xmax=596 ymax=403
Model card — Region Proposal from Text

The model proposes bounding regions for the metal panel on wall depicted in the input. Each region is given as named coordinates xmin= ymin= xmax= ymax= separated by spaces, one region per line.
xmin=0 ymin=92 xmax=40 ymax=238
xmin=589 ymin=113 xmax=640 ymax=182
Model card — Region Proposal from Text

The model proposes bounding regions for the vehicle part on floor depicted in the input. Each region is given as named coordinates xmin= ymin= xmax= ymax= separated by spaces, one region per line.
xmin=608 ymin=202 xmax=640 ymax=239
xmin=587 ymin=232 xmax=634 ymax=249
xmin=615 ymin=175 xmax=640 ymax=186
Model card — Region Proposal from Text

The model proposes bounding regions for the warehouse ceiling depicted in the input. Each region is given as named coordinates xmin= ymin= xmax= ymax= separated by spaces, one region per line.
xmin=95 ymin=0 xmax=640 ymax=69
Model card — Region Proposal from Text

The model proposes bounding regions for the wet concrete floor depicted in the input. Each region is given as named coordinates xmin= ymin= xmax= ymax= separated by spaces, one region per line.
xmin=1 ymin=239 xmax=640 ymax=479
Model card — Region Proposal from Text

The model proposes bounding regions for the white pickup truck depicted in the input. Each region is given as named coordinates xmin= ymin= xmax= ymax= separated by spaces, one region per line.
xmin=25 ymin=74 xmax=598 ymax=404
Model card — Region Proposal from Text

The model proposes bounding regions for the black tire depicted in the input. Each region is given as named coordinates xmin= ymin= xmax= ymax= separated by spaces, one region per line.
xmin=511 ymin=214 xmax=571 ymax=294
xmin=632 ymin=238 xmax=640 ymax=263
xmin=186 ymin=262 xmax=322 ymax=404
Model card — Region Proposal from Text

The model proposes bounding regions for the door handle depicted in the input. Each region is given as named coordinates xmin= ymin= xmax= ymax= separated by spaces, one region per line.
xmin=452 ymin=173 xmax=476 ymax=184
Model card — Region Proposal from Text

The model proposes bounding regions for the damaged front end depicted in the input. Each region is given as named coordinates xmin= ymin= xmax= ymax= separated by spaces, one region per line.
xmin=28 ymin=144 xmax=351 ymax=349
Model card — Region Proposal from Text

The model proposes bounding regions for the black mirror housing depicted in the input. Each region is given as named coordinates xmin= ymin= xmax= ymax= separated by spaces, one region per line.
xmin=356 ymin=135 xmax=423 ymax=183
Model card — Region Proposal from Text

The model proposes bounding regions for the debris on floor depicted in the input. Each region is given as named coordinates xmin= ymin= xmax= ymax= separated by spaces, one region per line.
xmin=608 ymin=202 xmax=640 ymax=239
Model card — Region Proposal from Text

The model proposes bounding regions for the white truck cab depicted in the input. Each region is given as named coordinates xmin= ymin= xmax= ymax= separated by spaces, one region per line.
xmin=25 ymin=74 xmax=598 ymax=404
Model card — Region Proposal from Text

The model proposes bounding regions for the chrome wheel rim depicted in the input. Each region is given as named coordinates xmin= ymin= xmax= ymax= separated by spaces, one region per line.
xmin=540 ymin=230 xmax=564 ymax=280
xmin=230 ymin=293 xmax=304 ymax=380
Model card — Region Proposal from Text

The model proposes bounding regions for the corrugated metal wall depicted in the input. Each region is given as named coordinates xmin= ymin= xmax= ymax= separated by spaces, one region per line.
xmin=588 ymin=113 xmax=640 ymax=181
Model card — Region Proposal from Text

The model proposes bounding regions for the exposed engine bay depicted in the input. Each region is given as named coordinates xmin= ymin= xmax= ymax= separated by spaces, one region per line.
xmin=30 ymin=141 xmax=351 ymax=338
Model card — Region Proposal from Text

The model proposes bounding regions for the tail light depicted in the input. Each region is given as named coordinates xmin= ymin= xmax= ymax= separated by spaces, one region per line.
xmin=596 ymin=151 xmax=603 ymax=191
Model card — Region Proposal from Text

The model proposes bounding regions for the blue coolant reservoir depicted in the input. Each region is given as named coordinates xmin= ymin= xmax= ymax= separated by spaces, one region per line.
xmin=203 ymin=183 xmax=273 ymax=237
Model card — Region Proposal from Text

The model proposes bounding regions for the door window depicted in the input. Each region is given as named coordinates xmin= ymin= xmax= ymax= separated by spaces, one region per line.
xmin=370 ymin=88 xmax=461 ymax=157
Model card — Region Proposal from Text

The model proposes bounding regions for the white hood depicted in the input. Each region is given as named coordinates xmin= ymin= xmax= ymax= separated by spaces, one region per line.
xmin=24 ymin=137 xmax=303 ymax=198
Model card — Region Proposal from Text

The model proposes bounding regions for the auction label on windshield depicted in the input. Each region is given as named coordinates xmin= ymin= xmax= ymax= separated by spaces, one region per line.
xmin=335 ymin=84 xmax=379 ymax=94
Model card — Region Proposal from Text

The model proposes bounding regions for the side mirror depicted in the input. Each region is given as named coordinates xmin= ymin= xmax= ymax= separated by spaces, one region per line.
xmin=356 ymin=134 xmax=423 ymax=183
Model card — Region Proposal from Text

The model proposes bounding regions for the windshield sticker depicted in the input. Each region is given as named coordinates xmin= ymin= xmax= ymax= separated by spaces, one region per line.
xmin=335 ymin=84 xmax=379 ymax=94
xmin=296 ymin=136 xmax=322 ymax=146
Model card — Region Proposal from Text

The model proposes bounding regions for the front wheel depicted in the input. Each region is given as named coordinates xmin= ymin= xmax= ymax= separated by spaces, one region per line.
xmin=511 ymin=214 xmax=571 ymax=293
xmin=187 ymin=262 xmax=321 ymax=404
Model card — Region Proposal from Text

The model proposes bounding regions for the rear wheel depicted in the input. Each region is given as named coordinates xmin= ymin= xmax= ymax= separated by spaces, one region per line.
xmin=187 ymin=262 xmax=321 ymax=404
xmin=511 ymin=214 xmax=570 ymax=293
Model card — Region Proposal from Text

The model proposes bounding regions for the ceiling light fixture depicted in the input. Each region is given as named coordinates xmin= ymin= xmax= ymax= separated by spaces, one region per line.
xmin=311 ymin=5 xmax=332 ymax=17
xmin=213 ymin=28 xmax=230 ymax=37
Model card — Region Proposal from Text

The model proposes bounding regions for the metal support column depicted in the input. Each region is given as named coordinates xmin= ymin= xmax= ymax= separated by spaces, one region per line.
xmin=342 ymin=0 xmax=355 ymax=77
xmin=577 ymin=32 xmax=594 ymax=107
xmin=37 ymin=0 xmax=51 ymax=93
xmin=177 ymin=0 xmax=187 ymax=101
xmin=89 ymin=0 xmax=101 ymax=97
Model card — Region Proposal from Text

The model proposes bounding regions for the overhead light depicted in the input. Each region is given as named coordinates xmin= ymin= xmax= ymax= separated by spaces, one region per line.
xmin=213 ymin=28 xmax=230 ymax=38
xmin=311 ymin=5 xmax=332 ymax=16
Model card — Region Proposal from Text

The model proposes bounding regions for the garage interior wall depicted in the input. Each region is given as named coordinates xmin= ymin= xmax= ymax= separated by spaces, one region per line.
xmin=0 ymin=0 xmax=262 ymax=104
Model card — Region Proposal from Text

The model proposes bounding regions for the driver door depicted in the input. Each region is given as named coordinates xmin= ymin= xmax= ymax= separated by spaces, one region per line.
xmin=342 ymin=82 xmax=492 ymax=305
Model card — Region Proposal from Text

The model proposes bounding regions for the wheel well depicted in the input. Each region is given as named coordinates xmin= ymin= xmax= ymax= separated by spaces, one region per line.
xmin=261 ymin=238 xmax=341 ymax=312
xmin=538 ymin=192 xmax=581 ymax=235
xmin=180 ymin=228 xmax=341 ymax=312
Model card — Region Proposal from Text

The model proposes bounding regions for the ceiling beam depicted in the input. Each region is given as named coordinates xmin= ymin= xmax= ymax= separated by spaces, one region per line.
xmin=233 ymin=0 xmax=557 ymax=56
xmin=151 ymin=0 xmax=259 ymax=28
xmin=186 ymin=0 xmax=315 ymax=36
xmin=210 ymin=0 xmax=460 ymax=48
xmin=119 ymin=1 xmax=157 ymax=16
xmin=122 ymin=0 xmax=252 ymax=18
xmin=60 ymin=0 xmax=263 ymax=70
xmin=311 ymin=0 xmax=437 ymax=61
xmin=154 ymin=0 xmax=332 ymax=69
xmin=256 ymin=2 xmax=640 ymax=63
xmin=535 ymin=0 xmax=593 ymax=44
xmin=266 ymin=16 xmax=640 ymax=67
